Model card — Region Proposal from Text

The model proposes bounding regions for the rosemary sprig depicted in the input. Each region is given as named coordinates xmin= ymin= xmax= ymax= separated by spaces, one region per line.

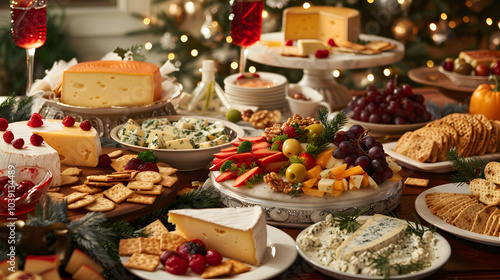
xmin=447 ymin=148 xmax=487 ymax=185
xmin=289 ymin=182 xmax=302 ymax=198
xmin=306 ymin=110 xmax=347 ymax=157
xmin=369 ymin=248 xmax=425 ymax=279
xmin=333 ymin=206 xmax=370 ymax=233
xmin=406 ymin=213 xmax=436 ymax=239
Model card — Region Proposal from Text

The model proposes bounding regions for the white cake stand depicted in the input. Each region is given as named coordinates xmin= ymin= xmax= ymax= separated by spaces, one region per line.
xmin=247 ymin=33 xmax=405 ymax=111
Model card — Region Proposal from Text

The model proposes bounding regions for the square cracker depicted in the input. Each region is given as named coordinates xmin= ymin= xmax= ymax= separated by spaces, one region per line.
xmin=107 ymin=150 xmax=123 ymax=158
xmin=124 ymin=253 xmax=160 ymax=272
xmin=103 ymin=183 xmax=134 ymax=203
xmin=159 ymin=166 xmax=178 ymax=176
xmin=160 ymin=175 xmax=178 ymax=188
xmin=61 ymin=175 xmax=79 ymax=186
xmin=126 ymin=193 xmax=157 ymax=205
xmin=119 ymin=238 xmax=140 ymax=256
xmin=71 ymin=184 xmax=103 ymax=195
xmin=139 ymin=237 xmax=163 ymax=255
xmin=404 ymin=177 xmax=430 ymax=187
xmin=127 ymin=181 xmax=154 ymax=191
xmin=61 ymin=167 xmax=82 ymax=176
xmin=137 ymin=184 xmax=163 ymax=195
xmin=201 ymin=261 xmax=233 ymax=279
xmin=64 ymin=192 xmax=87 ymax=204
xmin=67 ymin=195 xmax=97 ymax=209
xmin=135 ymin=171 xmax=162 ymax=183
xmin=160 ymin=232 xmax=188 ymax=251
xmin=110 ymin=154 xmax=137 ymax=172
xmin=85 ymin=197 xmax=116 ymax=212
xmin=142 ymin=219 xmax=169 ymax=238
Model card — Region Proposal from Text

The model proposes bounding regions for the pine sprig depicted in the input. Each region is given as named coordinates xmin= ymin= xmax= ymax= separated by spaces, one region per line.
xmin=0 ymin=93 xmax=33 ymax=122
xmin=406 ymin=213 xmax=436 ymax=239
xmin=447 ymin=148 xmax=487 ymax=184
xmin=307 ymin=110 xmax=347 ymax=157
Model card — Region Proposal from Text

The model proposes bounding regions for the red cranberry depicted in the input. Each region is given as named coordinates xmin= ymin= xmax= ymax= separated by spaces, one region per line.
xmin=79 ymin=120 xmax=92 ymax=131
xmin=164 ymin=255 xmax=188 ymax=275
xmin=160 ymin=250 xmax=179 ymax=266
xmin=205 ymin=249 xmax=222 ymax=266
xmin=188 ymin=254 xmax=206 ymax=274
xmin=30 ymin=134 xmax=44 ymax=146
xmin=98 ymin=154 xmax=111 ymax=167
xmin=16 ymin=180 xmax=34 ymax=197
xmin=124 ymin=158 xmax=143 ymax=171
xmin=12 ymin=138 xmax=25 ymax=149
xmin=27 ymin=114 xmax=43 ymax=127
xmin=177 ymin=240 xmax=207 ymax=260
xmin=0 ymin=118 xmax=8 ymax=131
xmin=62 ymin=116 xmax=75 ymax=127
xmin=137 ymin=162 xmax=160 ymax=173
xmin=285 ymin=39 xmax=293 ymax=46
xmin=3 ymin=131 xmax=14 ymax=143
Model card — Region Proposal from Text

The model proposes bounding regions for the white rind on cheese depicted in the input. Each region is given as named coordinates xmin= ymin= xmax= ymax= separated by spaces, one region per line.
xmin=336 ymin=214 xmax=408 ymax=260
xmin=1 ymin=121 xmax=62 ymax=187
xmin=168 ymin=206 xmax=267 ymax=266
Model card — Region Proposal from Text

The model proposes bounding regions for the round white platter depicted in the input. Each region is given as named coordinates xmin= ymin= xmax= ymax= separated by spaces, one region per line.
xmin=210 ymin=172 xmax=402 ymax=228
xmin=296 ymin=216 xmax=451 ymax=280
xmin=415 ymin=183 xmax=500 ymax=246
xmin=121 ymin=225 xmax=297 ymax=280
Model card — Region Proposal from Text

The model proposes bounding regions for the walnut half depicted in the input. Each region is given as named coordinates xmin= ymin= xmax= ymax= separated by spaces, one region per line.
xmin=264 ymin=172 xmax=294 ymax=194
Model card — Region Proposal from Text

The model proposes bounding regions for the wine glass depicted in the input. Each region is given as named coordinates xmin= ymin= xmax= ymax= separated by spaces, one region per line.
xmin=230 ymin=0 xmax=263 ymax=74
xmin=10 ymin=0 xmax=47 ymax=96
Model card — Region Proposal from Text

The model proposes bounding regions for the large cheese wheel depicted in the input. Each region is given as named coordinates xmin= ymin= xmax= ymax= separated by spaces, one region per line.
xmin=61 ymin=60 xmax=162 ymax=107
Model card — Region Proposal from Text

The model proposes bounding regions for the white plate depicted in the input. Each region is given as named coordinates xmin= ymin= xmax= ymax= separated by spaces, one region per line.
xmin=296 ymin=216 xmax=451 ymax=280
xmin=384 ymin=142 xmax=500 ymax=173
xmin=415 ymin=183 xmax=500 ymax=246
xmin=347 ymin=116 xmax=429 ymax=137
xmin=121 ymin=225 xmax=297 ymax=280
xmin=438 ymin=66 xmax=490 ymax=89
xmin=224 ymin=72 xmax=288 ymax=89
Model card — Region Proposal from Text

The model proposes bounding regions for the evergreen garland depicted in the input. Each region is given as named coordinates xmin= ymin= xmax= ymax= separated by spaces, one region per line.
xmin=0 ymin=93 xmax=33 ymax=122
xmin=447 ymin=147 xmax=487 ymax=185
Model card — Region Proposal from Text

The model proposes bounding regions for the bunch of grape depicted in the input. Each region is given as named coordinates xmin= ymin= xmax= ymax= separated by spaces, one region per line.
xmin=332 ymin=125 xmax=393 ymax=184
xmin=348 ymin=79 xmax=433 ymax=125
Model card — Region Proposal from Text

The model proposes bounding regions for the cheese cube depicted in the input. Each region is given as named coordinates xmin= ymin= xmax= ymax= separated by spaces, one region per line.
xmin=298 ymin=39 xmax=329 ymax=55
xmin=318 ymin=178 xmax=335 ymax=193
xmin=164 ymin=138 xmax=194 ymax=149
xmin=61 ymin=61 xmax=162 ymax=107
xmin=349 ymin=175 xmax=364 ymax=190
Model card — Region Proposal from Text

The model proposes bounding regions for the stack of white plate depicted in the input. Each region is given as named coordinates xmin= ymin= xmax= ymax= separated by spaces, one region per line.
xmin=224 ymin=72 xmax=288 ymax=111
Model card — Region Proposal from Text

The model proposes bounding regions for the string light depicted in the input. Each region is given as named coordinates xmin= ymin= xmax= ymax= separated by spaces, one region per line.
xmin=249 ymin=66 xmax=256 ymax=73
xmin=191 ymin=49 xmax=198 ymax=57
xmin=185 ymin=1 xmax=195 ymax=14
xmin=383 ymin=68 xmax=391 ymax=76
xmin=440 ymin=13 xmax=447 ymax=20
xmin=230 ymin=62 xmax=238 ymax=70
xmin=143 ymin=17 xmax=151 ymax=25
xmin=168 ymin=53 xmax=175 ymax=60
xmin=449 ymin=21 xmax=456 ymax=28
xmin=486 ymin=18 xmax=493 ymax=26
xmin=303 ymin=2 xmax=311 ymax=9
xmin=463 ymin=16 xmax=470 ymax=23
xmin=429 ymin=23 xmax=437 ymax=31
xmin=426 ymin=60 xmax=434 ymax=67
xmin=226 ymin=36 xmax=232 ymax=44
xmin=180 ymin=35 xmax=188 ymax=43
xmin=333 ymin=70 xmax=340 ymax=78
xmin=262 ymin=10 xmax=268 ymax=18
xmin=144 ymin=42 xmax=152 ymax=50
xmin=367 ymin=74 xmax=374 ymax=82
xmin=397 ymin=0 xmax=405 ymax=4
xmin=366 ymin=0 xmax=374 ymax=3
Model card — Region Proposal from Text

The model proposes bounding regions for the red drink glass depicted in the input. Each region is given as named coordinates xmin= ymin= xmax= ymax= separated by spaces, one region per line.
xmin=230 ymin=0 xmax=263 ymax=73
xmin=10 ymin=0 xmax=47 ymax=95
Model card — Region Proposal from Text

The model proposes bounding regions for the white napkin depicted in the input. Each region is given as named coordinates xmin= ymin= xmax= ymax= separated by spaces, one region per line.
xmin=29 ymin=58 xmax=78 ymax=96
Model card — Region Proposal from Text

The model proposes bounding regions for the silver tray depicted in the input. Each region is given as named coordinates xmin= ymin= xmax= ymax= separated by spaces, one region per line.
xmin=210 ymin=172 xmax=402 ymax=228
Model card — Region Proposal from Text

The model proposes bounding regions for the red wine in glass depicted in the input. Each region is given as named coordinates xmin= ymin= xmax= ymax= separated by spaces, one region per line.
xmin=10 ymin=0 xmax=47 ymax=95
xmin=230 ymin=0 xmax=263 ymax=73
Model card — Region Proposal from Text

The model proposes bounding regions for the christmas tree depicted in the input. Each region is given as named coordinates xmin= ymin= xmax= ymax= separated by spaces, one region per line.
xmin=131 ymin=0 xmax=500 ymax=91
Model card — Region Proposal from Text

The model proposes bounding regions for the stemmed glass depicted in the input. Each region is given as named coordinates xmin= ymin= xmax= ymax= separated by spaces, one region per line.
xmin=10 ymin=0 xmax=47 ymax=95
xmin=230 ymin=0 xmax=263 ymax=74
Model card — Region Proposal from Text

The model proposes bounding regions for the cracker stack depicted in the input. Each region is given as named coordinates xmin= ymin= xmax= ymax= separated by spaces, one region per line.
xmin=425 ymin=161 xmax=500 ymax=236
xmin=394 ymin=113 xmax=500 ymax=163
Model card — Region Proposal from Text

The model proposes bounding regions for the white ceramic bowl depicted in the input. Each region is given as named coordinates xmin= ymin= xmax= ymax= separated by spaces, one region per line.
xmin=438 ymin=66 xmax=490 ymax=88
xmin=110 ymin=115 xmax=245 ymax=171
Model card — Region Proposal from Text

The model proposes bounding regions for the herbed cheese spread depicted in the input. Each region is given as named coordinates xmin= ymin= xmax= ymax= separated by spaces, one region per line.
xmin=298 ymin=214 xmax=437 ymax=277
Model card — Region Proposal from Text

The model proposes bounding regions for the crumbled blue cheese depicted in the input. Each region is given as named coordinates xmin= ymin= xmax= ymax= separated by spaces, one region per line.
xmin=298 ymin=214 xmax=437 ymax=277
xmin=118 ymin=117 xmax=230 ymax=149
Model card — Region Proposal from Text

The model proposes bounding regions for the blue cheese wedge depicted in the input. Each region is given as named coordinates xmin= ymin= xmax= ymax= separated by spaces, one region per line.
xmin=164 ymin=138 xmax=194 ymax=149
xmin=335 ymin=214 xmax=408 ymax=260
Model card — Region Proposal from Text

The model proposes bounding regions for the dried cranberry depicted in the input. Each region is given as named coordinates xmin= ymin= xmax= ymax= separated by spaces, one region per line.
xmin=30 ymin=134 xmax=44 ymax=146
xmin=79 ymin=120 xmax=92 ymax=131
xmin=12 ymin=138 xmax=25 ymax=149
xmin=164 ymin=255 xmax=188 ymax=275
xmin=285 ymin=39 xmax=293 ymax=46
xmin=205 ymin=249 xmax=222 ymax=266
xmin=62 ymin=116 xmax=75 ymax=127
xmin=314 ymin=49 xmax=329 ymax=59
xmin=188 ymin=254 xmax=206 ymax=274
xmin=27 ymin=114 xmax=43 ymax=127
xmin=0 ymin=118 xmax=8 ymax=131
xmin=3 ymin=131 xmax=14 ymax=144
xmin=32 ymin=113 xmax=43 ymax=119
xmin=124 ymin=158 xmax=143 ymax=171
xmin=327 ymin=38 xmax=338 ymax=47
xmin=0 ymin=176 xmax=9 ymax=188
xmin=137 ymin=162 xmax=160 ymax=173
xmin=98 ymin=154 xmax=112 ymax=167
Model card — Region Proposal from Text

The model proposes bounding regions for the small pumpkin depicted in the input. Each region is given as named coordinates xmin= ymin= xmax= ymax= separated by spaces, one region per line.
xmin=469 ymin=75 xmax=500 ymax=120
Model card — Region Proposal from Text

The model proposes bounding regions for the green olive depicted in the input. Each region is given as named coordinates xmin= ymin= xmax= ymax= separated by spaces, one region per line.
xmin=282 ymin=138 xmax=303 ymax=158
xmin=305 ymin=124 xmax=323 ymax=138
xmin=286 ymin=163 xmax=307 ymax=183
xmin=454 ymin=59 xmax=473 ymax=75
